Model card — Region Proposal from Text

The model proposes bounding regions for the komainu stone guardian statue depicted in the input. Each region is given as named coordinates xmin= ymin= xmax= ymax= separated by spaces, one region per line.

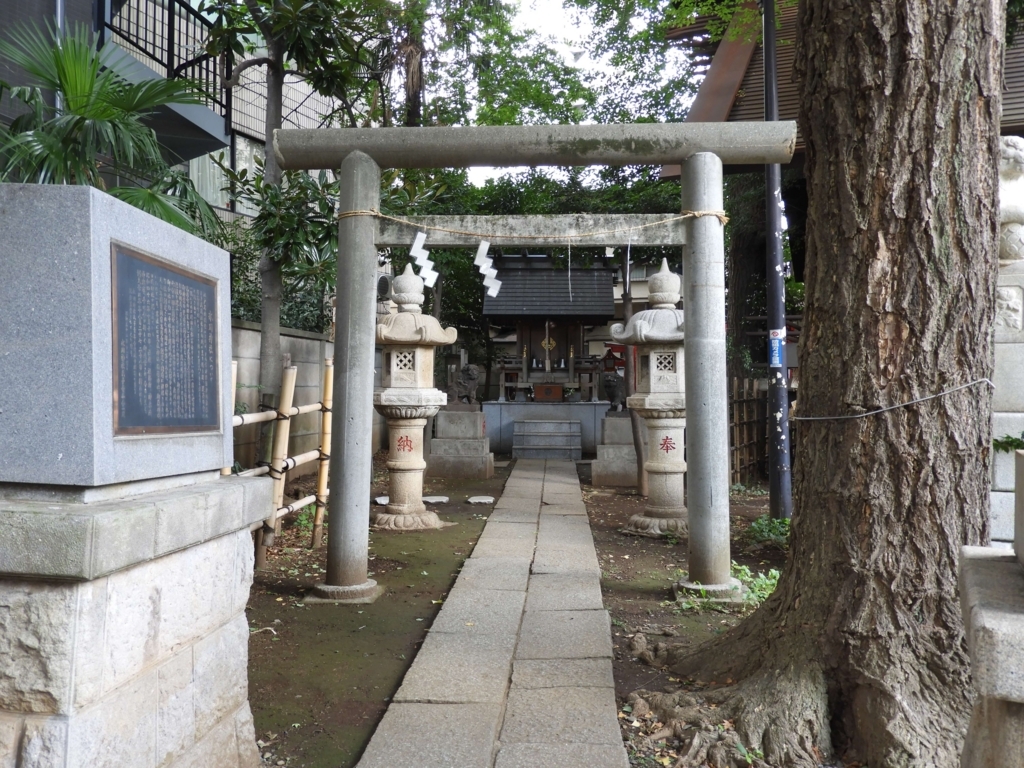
xmin=1001 ymin=135 xmax=1024 ymax=264
xmin=456 ymin=364 xmax=481 ymax=404
xmin=373 ymin=264 xmax=458 ymax=530
xmin=610 ymin=259 xmax=688 ymax=537
xmin=602 ymin=372 xmax=626 ymax=412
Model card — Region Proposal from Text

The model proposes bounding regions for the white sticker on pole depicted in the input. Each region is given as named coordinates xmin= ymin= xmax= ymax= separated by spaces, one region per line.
xmin=769 ymin=327 xmax=786 ymax=368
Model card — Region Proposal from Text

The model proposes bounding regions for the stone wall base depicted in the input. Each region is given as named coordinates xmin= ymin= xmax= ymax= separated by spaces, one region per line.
xmin=425 ymin=452 xmax=494 ymax=479
xmin=0 ymin=476 xmax=269 ymax=768
xmin=960 ymin=546 xmax=1024 ymax=768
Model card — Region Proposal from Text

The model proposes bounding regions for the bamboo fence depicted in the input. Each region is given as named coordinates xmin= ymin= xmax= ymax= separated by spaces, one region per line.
xmin=227 ymin=359 xmax=335 ymax=567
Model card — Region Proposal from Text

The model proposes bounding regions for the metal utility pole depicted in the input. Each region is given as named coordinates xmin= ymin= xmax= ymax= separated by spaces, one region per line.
xmin=762 ymin=0 xmax=793 ymax=519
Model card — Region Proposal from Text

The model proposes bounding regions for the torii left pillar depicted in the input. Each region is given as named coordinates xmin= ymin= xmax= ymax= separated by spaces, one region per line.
xmin=310 ymin=150 xmax=382 ymax=603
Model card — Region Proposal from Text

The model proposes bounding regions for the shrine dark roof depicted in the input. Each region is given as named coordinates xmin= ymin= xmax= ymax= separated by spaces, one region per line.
xmin=483 ymin=258 xmax=615 ymax=324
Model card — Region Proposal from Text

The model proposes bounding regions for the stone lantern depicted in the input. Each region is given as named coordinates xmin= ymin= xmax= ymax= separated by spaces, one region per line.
xmin=610 ymin=259 xmax=687 ymax=536
xmin=373 ymin=264 xmax=458 ymax=530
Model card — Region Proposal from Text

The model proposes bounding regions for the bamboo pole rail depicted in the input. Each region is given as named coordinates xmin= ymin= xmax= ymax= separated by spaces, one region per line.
xmin=222 ymin=360 xmax=238 ymax=476
xmin=236 ymin=465 xmax=270 ymax=478
xmin=233 ymin=409 xmax=279 ymax=427
xmin=231 ymin=357 xmax=335 ymax=555
xmin=232 ymin=400 xmax=324 ymax=428
xmin=269 ymin=366 xmax=298 ymax=537
xmin=248 ymin=489 xmax=330 ymax=532
xmin=255 ymin=365 xmax=297 ymax=569
xmin=312 ymin=359 xmax=333 ymax=548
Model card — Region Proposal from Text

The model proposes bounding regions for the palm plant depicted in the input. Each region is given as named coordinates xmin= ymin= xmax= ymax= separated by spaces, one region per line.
xmin=0 ymin=22 xmax=220 ymax=236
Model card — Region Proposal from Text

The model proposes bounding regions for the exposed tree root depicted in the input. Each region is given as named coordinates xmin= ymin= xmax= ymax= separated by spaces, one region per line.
xmin=626 ymin=631 xmax=830 ymax=768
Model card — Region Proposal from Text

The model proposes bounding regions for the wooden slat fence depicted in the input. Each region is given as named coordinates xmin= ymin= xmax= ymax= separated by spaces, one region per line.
xmin=730 ymin=378 xmax=767 ymax=486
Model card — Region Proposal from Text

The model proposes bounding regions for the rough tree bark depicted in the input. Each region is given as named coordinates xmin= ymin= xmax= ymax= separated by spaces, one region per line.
xmin=643 ymin=2 xmax=1003 ymax=766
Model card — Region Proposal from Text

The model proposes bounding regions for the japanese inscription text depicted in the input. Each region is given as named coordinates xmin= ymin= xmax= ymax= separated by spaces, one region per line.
xmin=112 ymin=244 xmax=219 ymax=434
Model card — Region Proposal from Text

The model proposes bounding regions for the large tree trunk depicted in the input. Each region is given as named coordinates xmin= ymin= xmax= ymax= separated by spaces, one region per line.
xmin=655 ymin=2 xmax=1002 ymax=765
xmin=257 ymin=42 xmax=286 ymax=464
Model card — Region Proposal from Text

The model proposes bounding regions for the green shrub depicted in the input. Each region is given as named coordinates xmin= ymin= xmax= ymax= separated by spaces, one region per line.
xmin=747 ymin=514 xmax=790 ymax=549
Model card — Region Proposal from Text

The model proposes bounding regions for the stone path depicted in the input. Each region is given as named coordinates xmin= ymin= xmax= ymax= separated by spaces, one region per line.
xmin=357 ymin=459 xmax=628 ymax=768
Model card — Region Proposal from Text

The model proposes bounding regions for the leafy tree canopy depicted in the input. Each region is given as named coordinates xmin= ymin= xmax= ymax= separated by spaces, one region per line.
xmin=0 ymin=23 xmax=220 ymax=236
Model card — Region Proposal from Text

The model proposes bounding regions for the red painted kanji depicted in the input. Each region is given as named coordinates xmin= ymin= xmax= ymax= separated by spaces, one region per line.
xmin=659 ymin=436 xmax=676 ymax=453
xmin=397 ymin=435 xmax=413 ymax=452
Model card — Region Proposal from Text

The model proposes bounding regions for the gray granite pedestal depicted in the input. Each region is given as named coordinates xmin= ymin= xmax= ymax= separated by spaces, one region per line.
xmin=0 ymin=475 xmax=271 ymax=768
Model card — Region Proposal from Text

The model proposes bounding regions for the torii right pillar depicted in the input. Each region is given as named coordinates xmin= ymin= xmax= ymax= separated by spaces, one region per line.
xmin=677 ymin=152 xmax=742 ymax=599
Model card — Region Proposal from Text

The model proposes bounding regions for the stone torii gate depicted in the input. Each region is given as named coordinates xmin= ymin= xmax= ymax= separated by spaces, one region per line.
xmin=273 ymin=122 xmax=797 ymax=602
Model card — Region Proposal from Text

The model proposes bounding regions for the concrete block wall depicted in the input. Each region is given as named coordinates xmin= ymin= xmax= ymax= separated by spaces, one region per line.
xmin=0 ymin=528 xmax=261 ymax=768
xmin=231 ymin=322 xmax=387 ymax=474
xmin=991 ymin=264 xmax=1024 ymax=542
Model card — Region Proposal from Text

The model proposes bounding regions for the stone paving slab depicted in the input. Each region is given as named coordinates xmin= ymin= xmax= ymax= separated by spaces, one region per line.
xmin=494 ymin=498 xmax=542 ymax=512
xmin=393 ymin=631 xmax=516 ymax=704
xmin=538 ymin=515 xmax=594 ymax=540
xmin=356 ymin=703 xmax=502 ymax=768
xmin=454 ymin=557 xmax=532 ymax=591
xmin=495 ymin=743 xmax=629 ymax=768
xmin=477 ymin=521 xmax=538 ymax=542
xmin=500 ymin=486 xmax=544 ymax=499
xmin=471 ymin=535 xmax=537 ymax=560
xmin=430 ymin=588 xmax=526 ymax=635
xmin=512 ymin=659 xmax=614 ymax=689
xmin=487 ymin=509 xmax=540 ymax=524
xmin=531 ymin=547 xmax=601 ymax=576
xmin=543 ymin=493 xmax=585 ymax=505
xmin=515 ymin=610 xmax=612 ymax=659
xmin=499 ymin=686 xmax=622 ymax=745
xmin=539 ymin=504 xmax=588 ymax=516
xmin=524 ymin=572 xmax=605 ymax=612
xmin=359 ymin=458 xmax=627 ymax=768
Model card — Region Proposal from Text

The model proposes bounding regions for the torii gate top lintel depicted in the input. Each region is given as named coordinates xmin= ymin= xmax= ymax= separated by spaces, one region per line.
xmin=273 ymin=122 xmax=796 ymax=171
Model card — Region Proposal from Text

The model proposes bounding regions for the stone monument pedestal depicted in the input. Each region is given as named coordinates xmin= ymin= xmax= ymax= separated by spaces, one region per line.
xmin=0 ymin=184 xmax=269 ymax=765
xmin=592 ymin=414 xmax=647 ymax=487
xmin=960 ymin=449 xmax=1024 ymax=767
xmin=426 ymin=410 xmax=495 ymax=479
xmin=0 ymin=476 xmax=271 ymax=768
xmin=992 ymin=262 xmax=1024 ymax=543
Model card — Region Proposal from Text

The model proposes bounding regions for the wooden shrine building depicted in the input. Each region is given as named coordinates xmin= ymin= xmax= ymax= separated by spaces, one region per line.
xmin=483 ymin=254 xmax=617 ymax=402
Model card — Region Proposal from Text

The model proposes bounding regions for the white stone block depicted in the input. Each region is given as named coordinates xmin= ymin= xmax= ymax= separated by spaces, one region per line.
xmin=66 ymin=671 xmax=159 ymax=768
xmin=0 ymin=582 xmax=76 ymax=714
xmin=993 ymin=413 xmax=1024 ymax=491
xmin=994 ymin=343 xmax=1024 ymax=412
xmin=996 ymin=269 xmax=1024 ymax=344
xmin=157 ymin=650 xmax=196 ymax=765
xmin=993 ymin=491 xmax=1016 ymax=542
xmin=1017 ymin=451 xmax=1024 ymax=570
xmin=192 ymin=616 xmax=249 ymax=738
xmin=71 ymin=578 xmax=108 ymax=710
xmin=436 ymin=412 xmax=485 ymax=439
xmin=20 ymin=717 xmax=68 ymax=767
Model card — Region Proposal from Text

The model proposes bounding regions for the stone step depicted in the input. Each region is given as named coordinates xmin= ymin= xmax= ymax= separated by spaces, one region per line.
xmin=513 ymin=446 xmax=582 ymax=461
xmin=514 ymin=434 xmax=582 ymax=448
xmin=513 ymin=420 xmax=581 ymax=435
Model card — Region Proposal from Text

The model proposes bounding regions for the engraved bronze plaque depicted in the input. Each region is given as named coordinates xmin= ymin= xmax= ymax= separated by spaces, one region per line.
xmin=112 ymin=244 xmax=220 ymax=434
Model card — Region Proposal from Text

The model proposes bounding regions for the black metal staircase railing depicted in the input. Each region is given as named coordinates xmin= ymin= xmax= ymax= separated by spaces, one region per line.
xmin=95 ymin=0 xmax=230 ymax=121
